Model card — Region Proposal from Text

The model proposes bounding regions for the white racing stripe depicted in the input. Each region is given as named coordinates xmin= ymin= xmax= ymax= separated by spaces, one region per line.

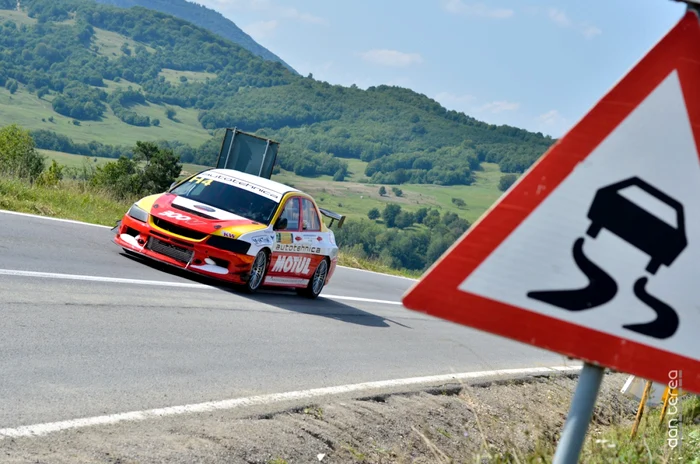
xmin=0 ymin=269 xmax=402 ymax=305
xmin=0 ymin=365 xmax=581 ymax=439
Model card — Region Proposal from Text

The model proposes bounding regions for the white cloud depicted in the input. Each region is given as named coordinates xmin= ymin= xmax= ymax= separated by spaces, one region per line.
xmin=242 ymin=20 xmax=279 ymax=41
xmin=359 ymin=49 xmax=423 ymax=67
xmin=477 ymin=100 xmax=520 ymax=113
xmin=434 ymin=92 xmax=476 ymax=110
xmin=193 ymin=0 xmax=327 ymax=26
xmin=442 ymin=0 xmax=514 ymax=19
xmin=582 ymin=25 xmax=602 ymax=39
xmin=547 ymin=8 xmax=601 ymax=39
xmin=536 ymin=109 xmax=570 ymax=137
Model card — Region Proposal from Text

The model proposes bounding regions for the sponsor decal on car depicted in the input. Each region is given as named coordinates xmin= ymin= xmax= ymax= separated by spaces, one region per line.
xmin=276 ymin=232 xmax=293 ymax=244
xmin=222 ymin=231 xmax=236 ymax=239
xmin=249 ymin=234 xmax=274 ymax=246
xmin=197 ymin=171 xmax=283 ymax=202
xmin=159 ymin=210 xmax=192 ymax=221
xmin=274 ymin=243 xmax=323 ymax=254
xmin=272 ymin=255 xmax=312 ymax=275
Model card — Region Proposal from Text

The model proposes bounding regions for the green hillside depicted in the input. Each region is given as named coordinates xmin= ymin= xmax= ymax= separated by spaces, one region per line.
xmin=92 ymin=0 xmax=296 ymax=72
xmin=0 ymin=0 xmax=554 ymax=189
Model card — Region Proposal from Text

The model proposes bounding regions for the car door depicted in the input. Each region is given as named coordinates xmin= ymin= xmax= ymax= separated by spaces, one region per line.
xmin=267 ymin=196 xmax=313 ymax=285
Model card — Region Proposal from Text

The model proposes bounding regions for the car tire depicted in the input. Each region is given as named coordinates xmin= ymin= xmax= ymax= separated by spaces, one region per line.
xmin=298 ymin=258 xmax=329 ymax=299
xmin=244 ymin=249 xmax=268 ymax=294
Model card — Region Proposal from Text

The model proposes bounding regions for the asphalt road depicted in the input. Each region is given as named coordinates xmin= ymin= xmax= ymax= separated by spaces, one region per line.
xmin=0 ymin=211 xmax=568 ymax=429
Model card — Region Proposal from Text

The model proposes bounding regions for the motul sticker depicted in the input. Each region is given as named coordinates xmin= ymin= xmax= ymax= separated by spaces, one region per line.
xmin=160 ymin=211 xmax=191 ymax=221
xmin=272 ymin=255 xmax=311 ymax=275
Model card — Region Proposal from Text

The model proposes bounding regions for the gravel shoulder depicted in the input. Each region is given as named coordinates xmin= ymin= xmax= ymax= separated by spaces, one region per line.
xmin=0 ymin=372 xmax=651 ymax=463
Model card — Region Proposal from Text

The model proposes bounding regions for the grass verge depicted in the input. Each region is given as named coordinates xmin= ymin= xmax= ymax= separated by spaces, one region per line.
xmin=0 ymin=177 xmax=132 ymax=227
xmin=3 ymin=372 xmax=696 ymax=463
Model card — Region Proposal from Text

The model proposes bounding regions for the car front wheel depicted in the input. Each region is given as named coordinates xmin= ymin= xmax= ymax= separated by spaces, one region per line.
xmin=244 ymin=250 xmax=268 ymax=293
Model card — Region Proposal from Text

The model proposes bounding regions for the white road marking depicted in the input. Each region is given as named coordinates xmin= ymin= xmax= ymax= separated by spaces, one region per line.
xmin=0 ymin=269 xmax=210 ymax=288
xmin=0 ymin=209 xmax=417 ymax=282
xmin=0 ymin=209 xmax=112 ymax=229
xmin=0 ymin=269 xmax=402 ymax=305
xmin=337 ymin=265 xmax=419 ymax=282
xmin=324 ymin=295 xmax=403 ymax=305
xmin=0 ymin=365 xmax=581 ymax=439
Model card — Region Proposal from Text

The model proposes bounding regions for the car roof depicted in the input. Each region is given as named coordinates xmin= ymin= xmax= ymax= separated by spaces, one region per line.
xmin=205 ymin=168 xmax=302 ymax=197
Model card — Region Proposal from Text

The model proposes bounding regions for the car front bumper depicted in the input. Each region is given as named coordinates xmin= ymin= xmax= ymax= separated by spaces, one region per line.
xmin=113 ymin=213 xmax=256 ymax=284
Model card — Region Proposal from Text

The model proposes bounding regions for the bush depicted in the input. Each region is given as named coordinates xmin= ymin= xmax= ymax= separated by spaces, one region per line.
xmin=499 ymin=173 xmax=518 ymax=192
xmin=36 ymin=159 xmax=65 ymax=187
xmin=367 ymin=208 xmax=380 ymax=220
xmin=0 ymin=124 xmax=45 ymax=182
xmin=90 ymin=141 xmax=182 ymax=199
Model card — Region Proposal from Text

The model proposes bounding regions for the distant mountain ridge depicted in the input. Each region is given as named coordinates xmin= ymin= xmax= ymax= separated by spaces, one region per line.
xmin=93 ymin=0 xmax=297 ymax=73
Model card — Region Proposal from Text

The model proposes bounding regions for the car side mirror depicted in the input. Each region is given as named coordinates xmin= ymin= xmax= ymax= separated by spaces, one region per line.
xmin=274 ymin=217 xmax=288 ymax=230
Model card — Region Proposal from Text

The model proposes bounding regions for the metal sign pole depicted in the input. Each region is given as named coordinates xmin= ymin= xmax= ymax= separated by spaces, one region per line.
xmin=552 ymin=362 xmax=605 ymax=464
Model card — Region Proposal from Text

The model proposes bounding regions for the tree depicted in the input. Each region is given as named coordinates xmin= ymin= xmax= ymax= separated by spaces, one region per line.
xmin=367 ymin=208 xmax=380 ymax=220
xmin=6 ymin=79 xmax=18 ymax=94
xmin=395 ymin=211 xmax=415 ymax=229
xmin=382 ymin=203 xmax=402 ymax=228
xmin=392 ymin=187 xmax=403 ymax=197
xmin=90 ymin=156 xmax=141 ymax=199
xmin=133 ymin=141 xmax=182 ymax=194
xmin=451 ymin=197 xmax=466 ymax=208
xmin=378 ymin=186 xmax=387 ymax=196
xmin=0 ymin=124 xmax=45 ymax=182
xmin=414 ymin=207 xmax=429 ymax=224
xmin=498 ymin=173 xmax=518 ymax=192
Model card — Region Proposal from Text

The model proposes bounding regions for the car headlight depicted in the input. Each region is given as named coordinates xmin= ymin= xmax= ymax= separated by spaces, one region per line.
xmin=127 ymin=203 xmax=149 ymax=222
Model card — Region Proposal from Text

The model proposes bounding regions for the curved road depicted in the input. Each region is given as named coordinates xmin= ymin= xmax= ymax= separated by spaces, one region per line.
xmin=0 ymin=210 xmax=569 ymax=430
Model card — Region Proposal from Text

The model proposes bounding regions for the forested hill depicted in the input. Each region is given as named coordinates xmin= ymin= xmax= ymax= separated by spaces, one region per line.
xmin=0 ymin=0 xmax=555 ymax=186
xmin=93 ymin=0 xmax=296 ymax=73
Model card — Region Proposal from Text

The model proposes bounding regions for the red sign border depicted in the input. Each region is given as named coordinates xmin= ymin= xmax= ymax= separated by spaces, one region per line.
xmin=402 ymin=10 xmax=700 ymax=394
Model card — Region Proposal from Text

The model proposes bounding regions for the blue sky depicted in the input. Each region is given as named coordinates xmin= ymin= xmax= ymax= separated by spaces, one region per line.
xmin=194 ymin=0 xmax=687 ymax=138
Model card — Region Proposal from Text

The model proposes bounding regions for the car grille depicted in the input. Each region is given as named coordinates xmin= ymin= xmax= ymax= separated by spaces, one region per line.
xmin=151 ymin=217 xmax=208 ymax=240
xmin=146 ymin=237 xmax=194 ymax=263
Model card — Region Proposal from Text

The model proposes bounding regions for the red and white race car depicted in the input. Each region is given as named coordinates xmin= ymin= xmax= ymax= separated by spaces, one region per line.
xmin=113 ymin=168 xmax=345 ymax=298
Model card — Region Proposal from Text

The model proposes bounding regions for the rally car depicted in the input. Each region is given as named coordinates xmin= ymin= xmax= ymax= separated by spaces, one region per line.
xmin=112 ymin=168 xmax=344 ymax=298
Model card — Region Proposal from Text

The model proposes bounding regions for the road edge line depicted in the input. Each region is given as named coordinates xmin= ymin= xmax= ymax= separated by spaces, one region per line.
xmin=0 ymin=209 xmax=113 ymax=229
xmin=0 ymin=209 xmax=418 ymax=281
xmin=0 ymin=365 xmax=582 ymax=439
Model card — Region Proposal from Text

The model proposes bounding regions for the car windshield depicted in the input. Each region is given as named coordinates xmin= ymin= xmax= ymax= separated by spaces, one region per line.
xmin=170 ymin=174 xmax=280 ymax=224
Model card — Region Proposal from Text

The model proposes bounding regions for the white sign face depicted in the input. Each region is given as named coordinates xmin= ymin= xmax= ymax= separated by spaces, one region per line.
xmin=459 ymin=70 xmax=700 ymax=361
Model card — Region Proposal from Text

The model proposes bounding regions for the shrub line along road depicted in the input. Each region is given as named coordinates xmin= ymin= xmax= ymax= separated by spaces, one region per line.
xmin=0 ymin=210 xmax=572 ymax=435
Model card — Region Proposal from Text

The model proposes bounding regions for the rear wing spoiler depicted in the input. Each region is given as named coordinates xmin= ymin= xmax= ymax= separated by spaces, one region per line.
xmin=319 ymin=207 xmax=346 ymax=229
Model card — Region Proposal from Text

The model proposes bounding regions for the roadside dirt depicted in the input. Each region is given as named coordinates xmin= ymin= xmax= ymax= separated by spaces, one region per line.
xmin=1 ymin=372 xmax=639 ymax=463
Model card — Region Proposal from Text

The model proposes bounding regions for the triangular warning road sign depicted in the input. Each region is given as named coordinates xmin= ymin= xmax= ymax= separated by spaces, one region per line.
xmin=403 ymin=10 xmax=700 ymax=394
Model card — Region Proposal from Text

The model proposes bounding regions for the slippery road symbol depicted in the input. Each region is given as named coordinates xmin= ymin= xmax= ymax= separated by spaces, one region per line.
xmin=526 ymin=177 xmax=687 ymax=340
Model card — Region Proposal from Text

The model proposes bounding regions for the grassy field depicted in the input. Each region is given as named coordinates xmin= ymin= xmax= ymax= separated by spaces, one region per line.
xmin=42 ymin=150 xmax=507 ymax=225
xmin=0 ymin=8 xmax=36 ymax=25
xmin=0 ymin=84 xmax=212 ymax=147
xmin=93 ymin=27 xmax=156 ymax=59
xmin=0 ymin=9 xmax=212 ymax=148
xmin=159 ymin=69 xmax=218 ymax=85
xmin=275 ymin=161 xmax=507 ymax=224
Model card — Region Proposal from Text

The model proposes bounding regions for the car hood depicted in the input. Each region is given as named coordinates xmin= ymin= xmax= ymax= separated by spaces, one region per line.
xmin=137 ymin=193 xmax=269 ymax=237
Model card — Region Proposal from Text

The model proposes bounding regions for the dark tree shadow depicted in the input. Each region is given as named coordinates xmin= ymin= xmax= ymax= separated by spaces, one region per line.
xmin=119 ymin=251 xmax=410 ymax=329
